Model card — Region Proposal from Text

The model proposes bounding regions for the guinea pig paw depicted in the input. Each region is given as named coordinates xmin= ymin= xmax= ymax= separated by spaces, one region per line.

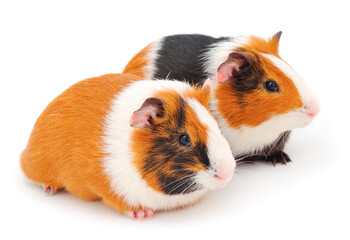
xmin=129 ymin=209 xmax=155 ymax=221
xmin=267 ymin=151 xmax=292 ymax=166
xmin=41 ymin=184 xmax=56 ymax=196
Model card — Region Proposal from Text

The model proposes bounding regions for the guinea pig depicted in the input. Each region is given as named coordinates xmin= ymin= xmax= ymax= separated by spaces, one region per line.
xmin=122 ymin=32 xmax=320 ymax=165
xmin=20 ymin=73 xmax=235 ymax=220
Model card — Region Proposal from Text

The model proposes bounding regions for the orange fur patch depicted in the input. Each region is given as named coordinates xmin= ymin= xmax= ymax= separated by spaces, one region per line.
xmin=122 ymin=43 xmax=153 ymax=78
xmin=242 ymin=35 xmax=281 ymax=56
xmin=183 ymin=86 xmax=211 ymax=111
xmin=215 ymin=36 xmax=303 ymax=128
xmin=21 ymin=73 xmax=143 ymax=214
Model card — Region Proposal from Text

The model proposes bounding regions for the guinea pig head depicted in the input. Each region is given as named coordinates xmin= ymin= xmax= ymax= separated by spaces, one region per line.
xmin=214 ymin=32 xmax=320 ymax=136
xmin=130 ymin=82 xmax=235 ymax=195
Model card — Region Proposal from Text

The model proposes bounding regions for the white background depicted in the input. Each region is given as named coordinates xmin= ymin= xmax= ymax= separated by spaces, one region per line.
xmin=1 ymin=1 xmax=349 ymax=239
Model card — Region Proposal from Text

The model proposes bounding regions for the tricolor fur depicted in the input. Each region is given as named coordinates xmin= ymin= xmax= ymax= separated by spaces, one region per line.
xmin=21 ymin=74 xmax=235 ymax=217
xmin=123 ymin=33 xmax=320 ymax=162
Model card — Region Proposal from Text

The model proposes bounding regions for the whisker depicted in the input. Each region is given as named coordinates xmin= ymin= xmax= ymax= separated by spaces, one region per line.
xmin=180 ymin=179 xmax=197 ymax=195
xmin=235 ymin=153 xmax=265 ymax=162
xmin=162 ymin=173 xmax=197 ymax=192
xmin=166 ymin=177 xmax=193 ymax=195
xmin=236 ymin=160 xmax=265 ymax=166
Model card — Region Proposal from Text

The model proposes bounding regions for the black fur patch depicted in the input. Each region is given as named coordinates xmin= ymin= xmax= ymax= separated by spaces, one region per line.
xmin=193 ymin=141 xmax=210 ymax=168
xmin=154 ymin=34 xmax=229 ymax=85
xmin=229 ymin=51 xmax=265 ymax=94
xmin=177 ymin=97 xmax=186 ymax=128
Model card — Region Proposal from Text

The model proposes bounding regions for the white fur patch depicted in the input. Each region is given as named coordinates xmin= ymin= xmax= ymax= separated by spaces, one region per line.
xmin=214 ymin=108 xmax=314 ymax=156
xmin=102 ymin=80 xmax=217 ymax=211
xmin=144 ymin=39 xmax=163 ymax=80
xmin=201 ymin=36 xmax=249 ymax=88
xmin=186 ymin=98 xmax=235 ymax=174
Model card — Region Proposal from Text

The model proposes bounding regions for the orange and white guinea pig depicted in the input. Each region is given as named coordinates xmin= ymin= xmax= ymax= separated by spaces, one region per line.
xmin=20 ymin=74 xmax=235 ymax=220
xmin=123 ymin=32 xmax=320 ymax=165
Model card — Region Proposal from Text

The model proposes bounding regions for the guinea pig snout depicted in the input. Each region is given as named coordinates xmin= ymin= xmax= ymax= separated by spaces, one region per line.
xmin=302 ymin=92 xmax=320 ymax=118
xmin=212 ymin=163 xmax=235 ymax=189
xmin=305 ymin=102 xmax=320 ymax=118
xmin=215 ymin=166 xmax=233 ymax=181
xmin=196 ymin=159 xmax=235 ymax=191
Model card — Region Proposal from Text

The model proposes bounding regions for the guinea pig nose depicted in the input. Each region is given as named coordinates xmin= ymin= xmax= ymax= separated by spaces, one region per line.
xmin=214 ymin=175 xmax=225 ymax=181
xmin=215 ymin=166 xmax=233 ymax=182
xmin=306 ymin=102 xmax=320 ymax=118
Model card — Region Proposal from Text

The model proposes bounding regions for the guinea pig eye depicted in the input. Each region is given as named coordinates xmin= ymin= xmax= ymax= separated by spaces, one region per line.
xmin=264 ymin=80 xmax=279 ymax=93
xmin=179 ymin=134 xmax=191 ymax=147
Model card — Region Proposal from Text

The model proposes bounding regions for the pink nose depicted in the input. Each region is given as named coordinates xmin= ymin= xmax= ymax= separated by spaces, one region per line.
xmin=215 ymin=166 xmax=233 ymax=182
xmin=306 ymin=102 xmax=320 ymax=118
xmin=215 ymin=175 xmax=225 ymax=181
xmin=307 ymin=111 xmax=316 ymax=118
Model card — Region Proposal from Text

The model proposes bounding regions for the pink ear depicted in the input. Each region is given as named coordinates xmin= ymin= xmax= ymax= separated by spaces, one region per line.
xmin=216 ymin=52 xmax=252 ymax=83
xmin=130 ymin=97 xmax=165 ymax=129
xmin=216 ymin=62 xmax=240 ymax=83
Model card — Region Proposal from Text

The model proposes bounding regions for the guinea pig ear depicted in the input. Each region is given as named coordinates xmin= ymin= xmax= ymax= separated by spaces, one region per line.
xmin=216 ymin=52 xmax=252 ymax=83
xmin=202 ymin=78 xmax=213 ymax=90
xmin=268 ymin=31 xmax=283 ymax=54
xmin=130 ymin=97 xmax=165 ymax=129
xmin=200 ymin=78 xmax=213 ymax=107
xmin=272 ymin=31 xmax=282 ymax=44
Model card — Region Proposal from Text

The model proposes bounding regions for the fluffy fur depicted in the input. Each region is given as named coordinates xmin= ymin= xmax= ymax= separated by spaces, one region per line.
xmin=21 ymin=74 xmax=235 ymax=217
xmin=122 ymin=33 xmax=320 ymax=164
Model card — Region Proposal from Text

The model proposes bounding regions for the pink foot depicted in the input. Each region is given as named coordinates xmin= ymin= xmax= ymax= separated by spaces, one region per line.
xmin=129 ymin=209 xmax=155 ymax=221
xmin=41 ymin=184 xmax=56 ymax=196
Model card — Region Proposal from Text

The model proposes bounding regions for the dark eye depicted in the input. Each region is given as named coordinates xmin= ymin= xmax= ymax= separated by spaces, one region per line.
xmin=264 ymin=80 xmax=279 ymax=92
xmin=179 ymin=134 xmax=191 ymax=147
